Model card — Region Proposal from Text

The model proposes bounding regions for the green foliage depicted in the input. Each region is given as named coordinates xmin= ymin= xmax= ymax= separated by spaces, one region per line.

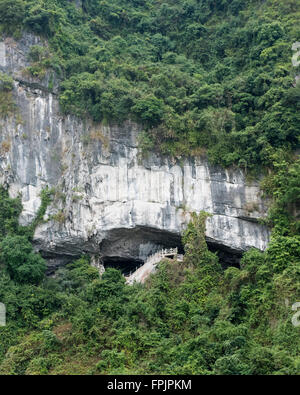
xmin=1 ymin=185 xmax=298 ymax=375
xmin=29 ymin=186 xmax=55 ymax=233
xmin=0 ymin=186 xmax=53 ymax=287
xmin=182 ymin=212 xmax=217 ymax=267
xmin=0 ymin=0 xmax=299 ymax=376
xmin=131 ymin=95 xmax=165 ymax=127
xmin=0 ymin=0 xmax=298 ymax=168
xmin=0 ymin=73 xmax=15 ymax=117
xmin=0 ymin=204 xmax=299 ymax=374
xmin=266 ymin=236 xmax=300 ymax=273
xmin=0 ymin=187 xmax=22 ymax=240
xmin=24 ymin=45 xmax=53 ymax=80
xmin=0 ymin=72 xmax=14 ymax=92
xmin=23 ymin=1 xmax=64 ymax=37
xmin=261 ymin=153 xmax=300 ymax=235
xmin=0 ymin=0 xmax=25 ymax=35
xmin=0 ymin=236 xmax=46 ymax=284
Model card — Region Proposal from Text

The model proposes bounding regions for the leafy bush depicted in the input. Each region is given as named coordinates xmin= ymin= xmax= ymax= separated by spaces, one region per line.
xmin=0 ymin=236 xmax=46 ymax=284
xmin=0 ymin=73 xmax=14 ymax=92
xmin=0 ymin=0 xmax=25 ymax=34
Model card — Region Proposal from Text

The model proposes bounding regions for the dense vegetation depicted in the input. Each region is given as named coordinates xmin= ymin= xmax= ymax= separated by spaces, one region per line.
xmin=0 ymin=182 xmax=299 ymax=374
xmin=0 ymin=0 xmax=299 ymax=168
xmin=0 ymin=0 xmax=299 ymax=375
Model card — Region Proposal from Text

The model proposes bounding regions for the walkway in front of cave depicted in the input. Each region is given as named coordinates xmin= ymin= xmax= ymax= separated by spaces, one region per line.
xmin=125 ymin=247 xmax=184 ymax=285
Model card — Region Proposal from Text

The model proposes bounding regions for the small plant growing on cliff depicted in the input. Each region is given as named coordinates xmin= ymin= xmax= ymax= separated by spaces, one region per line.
xmin=137 ymin=131 xmax=155 ymax=158
xmin=0 ymin=186 xmax=22 ymax=240
xmin=0 ymin=73 xmax=15 ymax=118
xmin=28 ymin=45 xmax=49 ymax=63
xmin=80 ymin=134 xmax=91 ymax=146
xmin=0 ymin=93 xmax=15 ymax=118
xmin=54 ymin=189 xmax=66 ymax=204
xmin=90 ymin=129 xmax=110 ymax=150
xmin=244 ymin=202 xmax=260 ymax=213
xmin=0 ymin=73 xmax=14 ymax=92
xmin=23 ymin=43 xmax=54 ymax=81
xmin=29 ymin=187 xmax=56 ymax=232
xmin=52 ymin=210 xmax=66 ymax=224
xmin=72 ymin=194 xmax=83 ymax=203
xmin=0 ymin=140 xmax=11 ymax=154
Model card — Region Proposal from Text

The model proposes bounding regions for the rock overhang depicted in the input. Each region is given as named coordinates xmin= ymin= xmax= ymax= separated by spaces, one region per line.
xmin=0 ymin=33 xmax=271 ymax=270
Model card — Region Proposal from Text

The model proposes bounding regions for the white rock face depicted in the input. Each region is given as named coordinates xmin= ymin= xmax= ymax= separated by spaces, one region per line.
xmin=292 ymin=42 xmax=300 ymax=67
xmin=0 ymin=34 xmax=270 ymax=267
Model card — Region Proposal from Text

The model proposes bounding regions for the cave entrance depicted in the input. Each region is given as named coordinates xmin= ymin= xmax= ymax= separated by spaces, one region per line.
xmin=101 ymin=244 xmax=241 ymax=276
xmin=207 ymin=242 xmax=242 ymax=269
xmin=99 ymin=226 xmax=184 ymax=276
xmin=99 ymin=226 xmax=242 ymax=277
xmin=102 ymin=256 xmax=144 ymax=276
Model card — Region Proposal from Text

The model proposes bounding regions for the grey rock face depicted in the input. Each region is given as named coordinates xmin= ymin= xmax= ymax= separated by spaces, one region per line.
xmin=0 ymin=34 xmax=270 ymax=267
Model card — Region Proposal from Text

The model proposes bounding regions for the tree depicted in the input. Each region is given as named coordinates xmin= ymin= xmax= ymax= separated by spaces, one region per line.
xmin=24 ymin=2 xmax=63 ymax=37
xmin=0 ymin=235 xmax=46 ymax=284
xmin=182 ymin=211 xmax=219 ymax=268
xmin=0 ymin=0 xmax=25 ymax=34
xmin=0 ymin=187 xmax=22 ymax=241
xmin=0 ymin=73 xmax=14 ymax=92
xmin=132 ymin=95 xmax=165 ymax=127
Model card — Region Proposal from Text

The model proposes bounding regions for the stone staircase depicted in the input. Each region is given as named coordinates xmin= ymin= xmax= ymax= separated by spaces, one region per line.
xmin=126 ymin=247 xmax=183 ymax=285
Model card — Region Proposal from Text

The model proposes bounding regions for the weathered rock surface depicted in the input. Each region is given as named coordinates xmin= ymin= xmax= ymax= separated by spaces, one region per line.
xmin=0 ymin=34 xmax=270 ymax=268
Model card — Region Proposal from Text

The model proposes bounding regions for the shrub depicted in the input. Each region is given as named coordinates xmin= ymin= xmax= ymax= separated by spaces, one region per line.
xmin=0 ymin=235 xmax=46 ymax=284
xmin=0 ymin=73 xmax=14 ymax=92
xmin=0 ymin=0 xmax=25 ymax=34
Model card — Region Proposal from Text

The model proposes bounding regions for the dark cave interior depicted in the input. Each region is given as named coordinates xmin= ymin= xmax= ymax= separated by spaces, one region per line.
xmin=102 ymin=241 xmax=242 ymax=275
xmin=102 ymin=256 xmax=144 ymax=276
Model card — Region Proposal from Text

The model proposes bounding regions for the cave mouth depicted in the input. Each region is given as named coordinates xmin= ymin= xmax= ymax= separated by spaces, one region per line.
xmin=102 ymin=256 xmax=144 ymax=276
xmin=207 ymin=242 xmax=242 ymax=269
xmin=102 ymin=245 xmax=185 ymax=276
xmin=99 ymin=226 xmax=185 ymax=276
xmin=41 ymin=225 xmax=242 ymax=277
xmin=101 ymin=241 xmax=241 ymax=277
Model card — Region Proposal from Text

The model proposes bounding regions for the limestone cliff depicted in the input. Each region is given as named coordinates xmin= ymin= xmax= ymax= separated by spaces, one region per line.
xmin=0 ymin=34 xmax=270 ymax=269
